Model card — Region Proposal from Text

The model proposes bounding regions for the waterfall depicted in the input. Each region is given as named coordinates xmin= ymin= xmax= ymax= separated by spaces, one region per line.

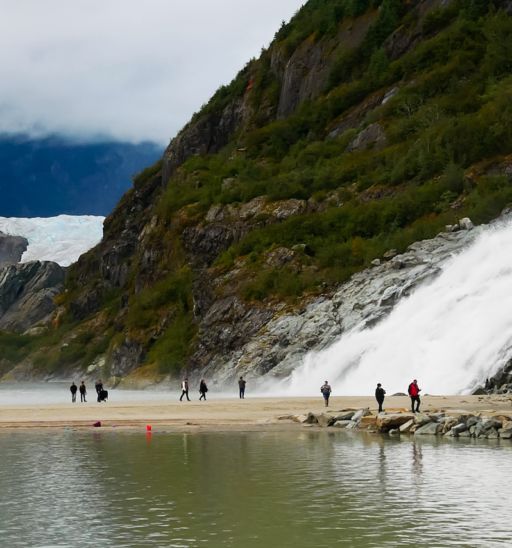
xmin=284 ymin=217 xmax=512 ymax=396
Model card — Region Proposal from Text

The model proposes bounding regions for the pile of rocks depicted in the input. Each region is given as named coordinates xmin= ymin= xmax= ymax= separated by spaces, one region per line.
xmin=473 ymin=359 xmax=512 ymax=395
xmin=282 ymin=409 xmax=512 ymax=440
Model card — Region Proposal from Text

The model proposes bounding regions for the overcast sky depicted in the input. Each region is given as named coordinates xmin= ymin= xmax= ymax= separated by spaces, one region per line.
xmin=0 ymin=0 xmax=305 ymax=145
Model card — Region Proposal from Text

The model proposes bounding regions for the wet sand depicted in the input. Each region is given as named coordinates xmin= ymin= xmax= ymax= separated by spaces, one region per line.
xmin=0 ymin=394 xmax=511 ymax=430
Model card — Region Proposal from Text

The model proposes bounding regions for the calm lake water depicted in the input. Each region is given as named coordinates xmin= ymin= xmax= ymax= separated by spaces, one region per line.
xmin=0 ymin=430 xmax=511 ymax=547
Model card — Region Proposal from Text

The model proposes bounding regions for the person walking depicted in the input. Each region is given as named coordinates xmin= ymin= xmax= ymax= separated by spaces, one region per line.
xmin=408 ymin=379 xmax=421 ymax=413
xmin=375 ymin=383 xmax=386 ymax=413
xmin=320 ymin=381 xmax=332 ymax=407
xmin=95 ymin=380 xmax=104 ymax=402
xmin=79 ymin=381 xmax=87 ymax=402
xmin=180 ymin=378 xmax=190 ymax=401
xmin=70 ymin=382 xmax=78 ymax=403
xmin=238 ymin=376 xmax=246 ymax=399
xmin=199 ymin=379 xmax=208 ymax=401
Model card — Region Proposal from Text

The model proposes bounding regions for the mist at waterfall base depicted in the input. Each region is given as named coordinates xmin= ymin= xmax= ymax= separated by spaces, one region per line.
xmin=282 ymin=217 xmax=512 ymax=397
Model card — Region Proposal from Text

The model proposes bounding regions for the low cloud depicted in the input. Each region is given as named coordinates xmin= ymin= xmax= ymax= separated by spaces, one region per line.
xmin=0 ymin=0 xmax=304 ymax=145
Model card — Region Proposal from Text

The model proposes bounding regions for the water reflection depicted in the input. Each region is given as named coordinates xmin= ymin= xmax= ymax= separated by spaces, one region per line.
xmin=0 ymin=430 xmax=510 ymax=547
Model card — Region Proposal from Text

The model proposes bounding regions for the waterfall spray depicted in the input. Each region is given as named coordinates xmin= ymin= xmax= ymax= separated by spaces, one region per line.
xmin=283 ymin=217 xmax=512 ymax=396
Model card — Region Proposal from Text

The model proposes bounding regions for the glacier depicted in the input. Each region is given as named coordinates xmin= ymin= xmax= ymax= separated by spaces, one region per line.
xmin=0 ymin=215 xmax=104 ymax=266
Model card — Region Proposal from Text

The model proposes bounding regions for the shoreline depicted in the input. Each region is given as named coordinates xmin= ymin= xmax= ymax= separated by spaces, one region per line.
xmin=0 ymin=394 xmax=510 ymax=431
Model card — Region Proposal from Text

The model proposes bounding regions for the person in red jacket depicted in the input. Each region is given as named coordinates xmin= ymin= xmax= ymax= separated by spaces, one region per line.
xmin=408 ymin=379 xmax=421 ymax=413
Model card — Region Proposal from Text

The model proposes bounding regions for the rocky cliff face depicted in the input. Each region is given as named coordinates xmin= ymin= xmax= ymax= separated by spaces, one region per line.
xmin=199 ymin=221 xmax=481 ymax=386
xmin=0 ymin=232 xmax=28 ymax=267
xmin=0 ymin=261 xmax=65 ymax=333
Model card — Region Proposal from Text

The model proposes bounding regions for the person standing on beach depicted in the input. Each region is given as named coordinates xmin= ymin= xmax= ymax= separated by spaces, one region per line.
xmin=320 ymin=381 xmax=332 ymax=407
xmin=238 ymin=376 xmax=246 ymax=399
xmin=408 ymin=379 xmax=421 ymax=413
xmin=199 ymin=379 xmax=208 ymax=401
xmin=375 ymin=383 xmax=385 ymax=413
xmin=95 ymin=380 xmax=104 ymax=402
xmin=180 ymin=378 xmax=190 ymax=401
xmin=79 ymin=381 xmax=87 ymax=402
xmin=70 ymin=382 xmax=78 ymax=403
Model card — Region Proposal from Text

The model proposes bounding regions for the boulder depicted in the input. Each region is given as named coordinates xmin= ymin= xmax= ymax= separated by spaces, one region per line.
xmin=459 ymin=217 xmax=474 ymax=230
xmin=482 ymin=418 xmax=502 ymax=431
xmin=399 ymin=419 xmax=415 ymax=434
xmin=413 ymin=413 xmax=432 ymax=426
xmin=332 ymin=420 xmax=352 ymax=429
xmin=440 ymin=417 xmax=459 ymax=434
xmin=415 ymin=422 xmax=442 ymax=436
xmin=359 ymin=416 xmax=377 ymax=428
xmin=351 ymin=408 xmax=371 ymax=422
xmin=499 ymin=427 xmax=512 ymax=439
xmin=316 ymin=413 xmax=336 ymax=427
xmin=449 ymin=423 xmax=468 ymax=437
xmin=486 ymin=428 xmax=500 ymax=439
xmin=335 ymin=411 xmax=355 ymax=421
xmin=376 ymin=413 xmax=415 ymax=432
xmin=466 ymin=416 xmax=480 ymax=427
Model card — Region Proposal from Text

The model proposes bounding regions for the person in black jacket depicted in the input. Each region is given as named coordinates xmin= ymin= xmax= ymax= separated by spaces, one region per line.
xmin=70 ymin=382 xmax=78 ymax=403
xmin=79 ymin=381 xmax=87 ymax=402
xmin=238 ymin=377 xmax=246 ymax=399
xmin=199 ymin=379 xmax=208 ymax=401
xmin=375 ymin=383 xmax=386 ymax=413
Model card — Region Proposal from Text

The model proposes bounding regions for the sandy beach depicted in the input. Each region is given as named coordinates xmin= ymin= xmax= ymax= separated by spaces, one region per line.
xmin=0 ymin=394 xmax=511 ymax=430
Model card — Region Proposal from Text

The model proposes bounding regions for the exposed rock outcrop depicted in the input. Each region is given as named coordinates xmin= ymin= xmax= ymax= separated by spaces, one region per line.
xmin=0 ymin=232 xmax=28 ymax=267
xmin=205 ymin=220 xmax=481 ymax=384
xmin=0 ymin=261 xmax=65 ymax=332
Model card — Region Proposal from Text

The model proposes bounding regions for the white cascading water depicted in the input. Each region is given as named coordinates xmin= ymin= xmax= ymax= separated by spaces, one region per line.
xmin=284 ymin=217 xmax=512 ymax=396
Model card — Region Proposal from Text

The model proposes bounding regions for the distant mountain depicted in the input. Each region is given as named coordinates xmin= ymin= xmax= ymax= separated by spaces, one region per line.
xmin=0 ymin=135 xmax=163 ymax=217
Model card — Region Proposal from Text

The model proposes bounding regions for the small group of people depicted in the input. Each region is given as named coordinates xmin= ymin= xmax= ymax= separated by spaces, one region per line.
xmin=70 ymin=381 xmax=87 ymax=402
xmin=69 ymin=380 xmax=107 ymax=403
xmin=374 ymin=379 xmax=421 ymax=413
xmin=179 ymin=376 xmax=247 ymax=401
xmin=179 ymin=378 xmax=209 ymax=401
xmin=321 ymin=379 xmax=422 ymax=413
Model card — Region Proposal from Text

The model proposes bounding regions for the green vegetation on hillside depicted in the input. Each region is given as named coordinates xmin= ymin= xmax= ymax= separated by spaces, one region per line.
xmin=157 ymin=2 xmax=512 ymax=300
xmin=5 ymin=0 xmax=512 ymax=378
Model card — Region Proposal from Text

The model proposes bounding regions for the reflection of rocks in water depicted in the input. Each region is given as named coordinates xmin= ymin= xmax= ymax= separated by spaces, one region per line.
xmin=412 ymin=442 xmax=423 ymax=477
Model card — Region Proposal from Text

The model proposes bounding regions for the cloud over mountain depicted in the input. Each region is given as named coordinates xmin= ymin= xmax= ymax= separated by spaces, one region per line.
xmin=0 ymin=0 xmax=304 ymax=144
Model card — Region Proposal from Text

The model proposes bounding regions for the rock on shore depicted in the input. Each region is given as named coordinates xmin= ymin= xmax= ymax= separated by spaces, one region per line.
xmin=286 ymin=408 xmax=512 ymax=440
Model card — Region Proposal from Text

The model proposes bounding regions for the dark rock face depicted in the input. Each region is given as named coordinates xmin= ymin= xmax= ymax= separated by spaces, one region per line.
xmin=276 ymin=40 xmax=330 ymax=118
xmin=182 ymin=223 xmax=242 ymax=267
xmin=474 ymin=359 xmax=512 ymax=395
xmin=109 ymin=338 xmax=146 ymax=377
xmin=0 ymin=261 xmax=65 ymax=332
xmin=161 ymin=96 xmax=252 ymax=184
xmin=0 ymin=232 xmax=28 ymax=267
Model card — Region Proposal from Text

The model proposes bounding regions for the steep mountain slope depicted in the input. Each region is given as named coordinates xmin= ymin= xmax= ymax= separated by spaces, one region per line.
xmin=4 ymin=0 xmax=512 ymax=384
xmin=0 ymin=135 xmax=162 ymax=217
